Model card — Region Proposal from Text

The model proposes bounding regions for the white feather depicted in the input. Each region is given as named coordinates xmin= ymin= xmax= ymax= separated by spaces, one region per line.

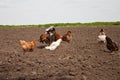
xmin=98 ymin=35 xmax=106 ymax=43
xmin=45 ymin=39 xmax=62 ymax=50
xmin=45 ymin=26 xmax=54 ymax=34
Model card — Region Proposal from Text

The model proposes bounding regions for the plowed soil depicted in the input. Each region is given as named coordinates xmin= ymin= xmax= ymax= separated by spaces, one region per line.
xmin=0 ymin=26 xmax=120 ymax=80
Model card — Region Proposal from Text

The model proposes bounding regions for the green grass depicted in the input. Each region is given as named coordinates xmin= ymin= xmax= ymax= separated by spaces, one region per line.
xmin=0 ymin=21 xmax=120 ymax=28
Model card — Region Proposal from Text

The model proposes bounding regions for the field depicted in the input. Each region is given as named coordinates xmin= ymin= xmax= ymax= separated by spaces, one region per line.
xmin=0 ymin=26 xmax=120 ymax=80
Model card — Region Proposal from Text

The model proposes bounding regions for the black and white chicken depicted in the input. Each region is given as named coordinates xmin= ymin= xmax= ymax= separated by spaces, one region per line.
xmin=45 ymin=26 xmax=56 ymax=36
xmin=106 ymin=36 xmax=119 ymax=52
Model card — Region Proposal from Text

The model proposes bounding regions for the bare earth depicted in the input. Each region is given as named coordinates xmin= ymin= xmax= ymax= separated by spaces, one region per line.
xmin=0 ymin=26 xmax=120 ymax=80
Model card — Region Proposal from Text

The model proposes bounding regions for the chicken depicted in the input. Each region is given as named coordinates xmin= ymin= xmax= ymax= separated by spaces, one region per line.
xmin=98 ymin=29 xmax=106 ymax=43
xmin=39 ymin=34 xmax=50 ymax=44
xmin=62 ymin=31 xmax=72 ymax=43
xmin=19 ymin=40 xmax=36 ymax=53
xmin=45 ymin=38 xmax=62 ymax=50
xmin=39 ymin=32 xmax=62 ymax=46
xmin=45 ymin=26 xmax=56 ymax=35
xmin=54 ymin=32 xmax=62 ymax=40
xmin=106 ymin=36 xmax=119 ymax=52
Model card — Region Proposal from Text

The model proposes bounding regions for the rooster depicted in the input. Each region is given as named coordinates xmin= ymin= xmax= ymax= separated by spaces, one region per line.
xmin=19 ymin=40 xmax=36 ymax=53
xmin=106 ymin=36 xmax=119 ymax=53
xmin=98 ymin=29 xmax=106 ymax=43
xmin=62 ymin=31 xmax=72 ymax=43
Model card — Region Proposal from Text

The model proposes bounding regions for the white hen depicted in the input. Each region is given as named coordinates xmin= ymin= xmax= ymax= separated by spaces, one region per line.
xmin=98 ymin=35 xmax=106 ymax=43
xmin=98 ymin=29 xmax=106 ymax=43
xmin=45 ymin=39 xmax=62 ymax=50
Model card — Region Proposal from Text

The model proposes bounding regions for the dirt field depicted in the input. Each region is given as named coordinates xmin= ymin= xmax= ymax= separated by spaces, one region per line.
xmin=0 ymin=26 xmax=120 ymax=80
